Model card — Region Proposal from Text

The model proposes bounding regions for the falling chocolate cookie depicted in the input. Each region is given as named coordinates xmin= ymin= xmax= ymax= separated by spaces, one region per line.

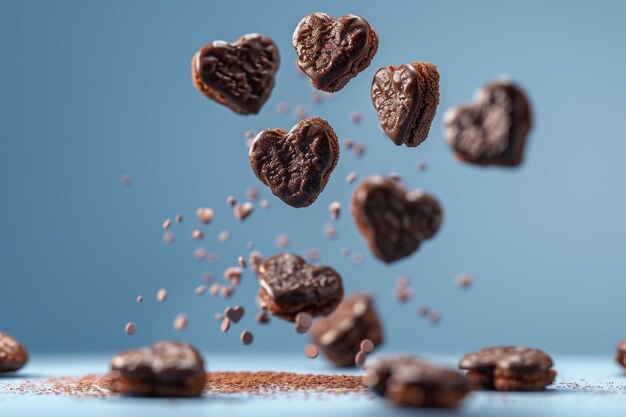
xmin=293 ymin=13 xmax=378 ymax=92
xmin=444 ymin=80 xmax=532 ymax=166
xmin=310 ymin=293 xmax=382 ymax=367
xmin=192 ymin=34 xmax=280 ymax=115
xmin=249 ymin=117 xmax=339 ymax=208
xmin=372 ymin=62 xmax=440 ymax=147
xmin=364 ymin=356 xmax=470 ymax=408
xmin=459 ymin=346 xmax=556 ymax=391
xmin=258 ymin=253 xmax=343 ymax=321
xmin=616 ymin=339 xmax=626 ymax=370
xmin=351 ymin=176 xmax=442 ymax=263
xmin=107 ymin=341 xmax=206 ymax=397
xmin=0 ymin=332 xmax=28 ymax=373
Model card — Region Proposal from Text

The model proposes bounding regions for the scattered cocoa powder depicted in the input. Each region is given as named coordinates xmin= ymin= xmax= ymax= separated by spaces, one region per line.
xmin=3 ymin=372 xmax=366 ymax=397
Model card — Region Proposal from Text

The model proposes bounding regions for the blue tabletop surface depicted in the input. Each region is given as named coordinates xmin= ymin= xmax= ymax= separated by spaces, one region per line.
xmin=2 ymin=354 xmax=626 ymax=417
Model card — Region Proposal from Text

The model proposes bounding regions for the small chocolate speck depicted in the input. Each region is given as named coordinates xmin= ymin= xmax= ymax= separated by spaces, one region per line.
xmin=345 ymin=171 xmax=358 ymax=184
xmin=221 ymin=317 xmax=231 ymax=333
xmin=304 ymin=344 xmax=319 ymax=359
xmin=240 ymin=331 xmax=254 ymax=346
xmin=156 ymin=288 xmax=167 ymax=302
xmin=162 ymin=218 xmax=172 ymax=229
xmin=173 ymin=313 xmax=188 ymax=331
xmin=125 ymin=322 xmax=136 ymax=335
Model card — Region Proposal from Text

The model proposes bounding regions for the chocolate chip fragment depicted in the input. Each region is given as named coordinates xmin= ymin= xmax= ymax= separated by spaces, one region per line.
xmin=360 ymin=339 xmax=374 ymax=354
xmin=310 ymin=293 xmax=382 ymax=367
xmin=192 ymin=34 xmax=280 ymax=115
xmin=249 ymin=117 xmax=339 ymax=208
xmin=234 ymin=202 xmax=254 ymax=221
xmin=225 ymin=306 xmax=245 ymax=324
xmin=354 ymin=351 xmax=367 ymax=366
xmin=304 ymin=344 xmax=319 ymax=359
xmin=107 ymin=341 xmax=205 ymax=397
xmin=351 ymin=176 xmax=442 ymax=263
xmin=0 ymin=332 xmax=28 ymax=373
xmin=258 ymin=253 xmax=344 ymax=322
xmin=372 ymin=62 xmax=440 ymax=147
xmin=444 ymin=80 xmax=532 ymax=167
xmin=240 ymin=331 xmax=254 ymax=346
xmin=329 ymin=201 xmax=341 ymax=220
xmin=196 ymin=207 xmax=214 ymax=224
xmin=365 ymin=356 xmax=470 ymax=408
xmin=220 ymin=318 xmax=231 ymax=333
xmin=293 ymin=13 xmax=378 ymax=92
xmin=156 ymin=289 xmax=167 ymax=302
xmin=125 ymin=322 xmax=137 ymax=335
xmin=173 ymin=314 xmax=188 ymax=331
xmin=162 ymin=218 xmax=172 ymax=229
xmin=459 ymin=346 xmax=556 ymax=391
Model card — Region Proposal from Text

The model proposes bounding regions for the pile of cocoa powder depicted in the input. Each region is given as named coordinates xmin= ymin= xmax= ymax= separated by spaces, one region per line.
xmin=2 ymin=371 xmax=365 ymax=397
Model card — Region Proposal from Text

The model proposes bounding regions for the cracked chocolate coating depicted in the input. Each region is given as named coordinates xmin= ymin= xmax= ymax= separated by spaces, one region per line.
xmin=444 ymin=80 xmax=532 ymax=166
xmin=372 ymin=62 xmax=440 ymax=147
xmin=108 ymin=341 xmax=205 ymax=397
xmin=0 ymin=332 xmax=28 ymax=373
xmin=364 ymin=356 xmax=470 ymax=408
xmin=258 ymin=253 xmax=343 ymax=321
xmin=192 ymin=34 xmax=279 ymax=115
xmin=310 ymin=293 xmax=383 ymax=367
xmin=249 ymin=117 xmax=339 ymax=208
xmin=351 ymin=176 xmax=442 ymax=263
xmin=293 ymin=13 xmax=378 ymax=92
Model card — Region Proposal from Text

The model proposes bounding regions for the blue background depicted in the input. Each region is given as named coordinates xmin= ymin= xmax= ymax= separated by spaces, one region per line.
xmin=1 ymin=0 xmax=625 ymax=359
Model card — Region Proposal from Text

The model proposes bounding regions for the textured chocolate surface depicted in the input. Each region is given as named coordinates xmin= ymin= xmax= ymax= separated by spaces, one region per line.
xmin=192 ymin=34 xmax=279 ymax=115
xmin=310 ymin=293 xmax=382 ymax=367
xmin=460 ymin=346 xmax=556 ymax=391
xmin=371 ymin=62 xmax=440 ymax=147
xmin=351 ymin=176 xmax=442 ymax=263
xmin=364 ymin=356 xmax=470 ymax=408
xmin=108 ymin=341 xmax=205 ymax=397
xmin=444 ymin=80 xmax=532 ymax=166
xmin=258 ymin=253 xmax=343 ymax=321
xmin=293 ymin=13 xmax=378 ymax=92
xmin=249 ymin=117 xmax=339 ymax=208
xmin=0 ymin=332 xmax=28 ymax=373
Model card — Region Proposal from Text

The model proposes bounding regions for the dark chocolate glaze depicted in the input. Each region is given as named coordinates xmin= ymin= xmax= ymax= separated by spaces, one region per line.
xmin=258 ymin=253 xmax=343 ymax=308
xmin=195 ymin=34 xmax=279 ymax=115
xmin=444 ymin=80 xmax=532 ymax=166
xmin=351 ymin=176 xmax=442 ymax=263
xmin=293 ymin=13 xmax=376 ymax=92
xmin=249 ymin=117 xmax=339 ymax=208
xmin=0 ymin=332 xmax=28 ymax=373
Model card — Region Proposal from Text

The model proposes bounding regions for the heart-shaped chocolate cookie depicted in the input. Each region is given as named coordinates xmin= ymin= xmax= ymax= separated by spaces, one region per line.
xmin=371 ymin=62 xmax=440 ymax=147
xmin=351 ymin=176 xmax=442 ymax=263
xmin=192 ymin=34 xmax=280 ymax=115
xmin=293 ymin=13 xmax=378 ymax=92
xmin=443 ymin=80 xmax=532 ymax=166
xmin=249 ymin=117 xmax=339 ymax=208
xmin=258 ymin=253 xmax=344 ymax=322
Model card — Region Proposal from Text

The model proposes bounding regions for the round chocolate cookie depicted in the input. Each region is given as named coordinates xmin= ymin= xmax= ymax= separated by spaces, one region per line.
xmin=309 ymin=293 xmax=382 ymax=367
xmin=615 ymin=339 xmax=626 ymax=369
xmin=459 ymin=346 xmax=556 ymax=391
xmin=364 ymin=356 xmax=470 ymax=408
xmin=257 ymin=253 xmax=344 ymax=322
xmin=0 ymin=332 xmax=28 ymax=373
xmin=107 ymin=341 xmax=206 ymax=397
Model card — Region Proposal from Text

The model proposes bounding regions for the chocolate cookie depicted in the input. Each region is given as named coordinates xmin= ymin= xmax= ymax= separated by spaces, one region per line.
xmin=249 ymin=117 xmax=339 ymax=208
xmin=258 ymin=253 xmax=343 ymax=322
xmin=310 ymin=293 xmax=383 ymax=367
xmin=0 ymin=332 xmax=28 ymax=373
xmin=293 ymin=13 xmax=378 ymax=92
xmin=615 ymin=339 xmax=626 ymax=369
xmin=444 ymin=80 xmax=532 ymax=166
xmin=192 ymin=34 xmax=279 ymax=115
xmin=364 ymin=356 xmax=470 ymax=408
xmin=107 ymin=341 xmax=206 ymax=397
xmin=351 ymin=176 xmax=442 ymax=263
xmin=459 ymin=346 xmax=556 ymax=391
xmin=371 ymin=62 xmax=440 ymax=147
